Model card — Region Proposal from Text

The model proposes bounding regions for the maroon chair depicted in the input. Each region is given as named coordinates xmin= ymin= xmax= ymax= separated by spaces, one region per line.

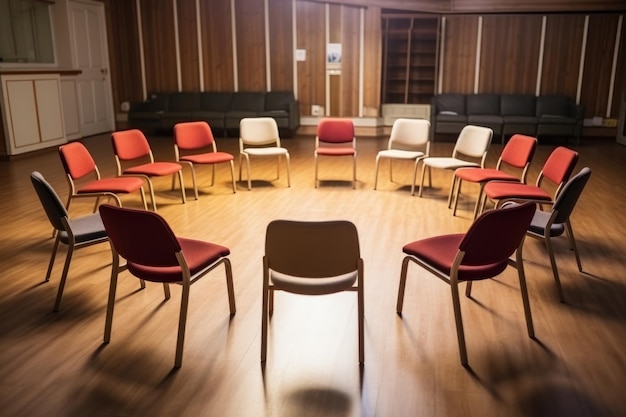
xmin=99 ymin=204 xmax=236 ymax=368
xmin=451 ymin=134 xmax=538 ymax=219
xmin=111 ymin=129 xmax=186 ymax=210
xmin=58 ymin=141 xmax=148 ymax=211
xmin=479 ymin=146 xmax=579 ymax=215
xmin=314 ymin=118 xmax=357 ymax=188
xmin=396 ymin=202 xmax=536 ymax=366
xmin=174 ymin=121 xmax=236 ymax=198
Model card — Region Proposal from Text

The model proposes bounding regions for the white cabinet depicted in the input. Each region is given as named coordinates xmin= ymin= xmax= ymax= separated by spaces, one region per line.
xmin=1 ymin=73 xmax=67 ymax=155
xmin=382 ymin=103 xmax=431 ymax=126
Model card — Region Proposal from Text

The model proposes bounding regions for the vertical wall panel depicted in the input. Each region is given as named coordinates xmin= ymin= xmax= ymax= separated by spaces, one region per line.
xmin=479 ymin=15 xmax=542 ymax=93
xmin=611 ymin=17 xmax=626 ymax=117
xmin=441 ymin=16 xmax=478 ymax=93
xmin=296 ymin=1 xmax=325 ymax=116
xmin=540 ymin=15 xmax=585 ymax=97
xmin=104 ymin=0 xmax=143 ymax=105
xmin=234 ymin=0 xmax=266 ymax=91
xmin=340 ymin=5 xmax=360 ymax=117
xmin=199 ymin=0 xmax=234 ymax=91
xmin=140 ymin=0 xmax=178 ymax=92
xmin=268 ymin=0 xmax=294 ymax=91
xmin=362 ymin=6 xmax=382 ymax=114
xmin=580 ymin=15 xmax=620 ymax=117
xmin=177 ymin=0 xmax=200 ymax=91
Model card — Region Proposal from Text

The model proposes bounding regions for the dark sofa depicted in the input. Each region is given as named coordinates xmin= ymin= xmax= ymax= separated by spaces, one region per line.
xmin=128 ymin=91 xmax=300 ymax=137
xmin=431 ymin=93 xmax=584 ymax=144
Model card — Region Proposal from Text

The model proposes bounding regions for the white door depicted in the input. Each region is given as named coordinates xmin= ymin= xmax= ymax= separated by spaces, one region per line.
xmin=68 ymin=0 xmax=114 ymax=136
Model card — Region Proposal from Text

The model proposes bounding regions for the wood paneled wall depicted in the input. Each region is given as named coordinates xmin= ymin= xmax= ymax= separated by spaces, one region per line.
xmin=104 ymin=0 xmax=624 ymax=122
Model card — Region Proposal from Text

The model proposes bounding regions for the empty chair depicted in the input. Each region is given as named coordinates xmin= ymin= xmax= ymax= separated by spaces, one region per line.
xmin=111 ymin=129 xmax=186 ymax=210
xmin=374 ymin=118 xmax=430 ymax=195
xmin=314 ymin=118 xmax=357 ymax=189
xmin=98 ymin=204 xmax=236 ymax=368
xmin=479 ymin=146 xmax=579 ymax=215
xmin=451 ymin=134 xmax=538 ymax=219
xmin=417 ymin=125 xmax=493 ymax=203
xmin=261 ymin=220 xmax=364 ymax=364
xmin=173 ymin=121 xmax=236 ymax=198
xmin=30 ymin=171 xmax=109 ymax=312
xmin=239 ymin=117 xmax=291 ymax=190
xmin=396 ymin=202 xmax=536 ymax=366
xmin=507 ymin=167 xmax=592 ymax=302
xmin=58 ymin=141 xmax=147 ymax=212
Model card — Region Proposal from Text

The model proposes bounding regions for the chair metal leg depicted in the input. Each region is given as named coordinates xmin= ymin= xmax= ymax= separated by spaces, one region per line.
xmin=163 ymin=283 xmax=171 ymax=299
xmin=352 ymin=156 xmax=357 ymax=189
xmin=450 ymin=281 xmax=468 ymax=366
xmin=516 ymin=250 xmax=535 ymax=338
xmin=452 ymin=177 xmax=462 ymax=215
xmin=418 ymin=163 xmax=428 ymax=197
xmin=228 ymin=160 xmax=236 ymax=193
xmin=544 ymin=234 xmax=565 ymax=302
xmin=174 ymin=282 xmax=191 ymax=368
xmin=103 ymin=258 xmax=120 ymax=344
xmin=565 ymin=221 xmax=583 ymax=272
xmin=447 ymin=172 xmax=457 ymax=208
xmin=261 ymin=263 xmax=270 ymax=362
xmin=411 ymin=159 xmax=420 ymax=196
xmin=373 ymin=156 xmax=381 ymax=190
xmin=396 ymin=257 xmax=411 ymax=314
xmin=176 ymin=171 xmax=186 ymax=204
xmin=357 ymin=262 xmax=365 ymax=365
xmin=45 ymin=236 xmax=61 ymax=282
xmin=285 ymin=154 xmax=291 ymax=187
xmin=314 ymin=155 xmax=319 ymax=188
xmin=224 ymin=259 xmax=236 ymax=315
xmin=53 ymin=243 xmax=75 ymax=312
xmin=472 ymin=185 xmax=486 ymax=220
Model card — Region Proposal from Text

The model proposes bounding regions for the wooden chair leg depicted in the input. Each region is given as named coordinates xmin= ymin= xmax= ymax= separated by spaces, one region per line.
xmin=174 ymin=283 xmax=191 ymax=368
xmin=396 ymin=257 xmax=411 ymax=314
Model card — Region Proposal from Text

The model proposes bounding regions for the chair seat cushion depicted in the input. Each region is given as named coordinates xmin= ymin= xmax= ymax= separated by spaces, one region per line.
xmin=61 ymin=214 xmax=108 ymax=245
xmin=77 ymin=177 xmax=145 ymax=194
xmin=316 ymin=147 xmax=356 ymax=156
xmin=270 ymin=269 xmax=358 ymax=295
xmin=455 ymin=168 xmax=519 ymax=183
xmin=378 ymin=149 xmax=425 ymax=160
xmin=243 ymin=147 xmax=288 ymax=157
xmin=529 ymin=208 xmax=565 ymax=237
xmin=403 ymin=234 xmax=508 ymax=281
xmin=485 ymin=181 xmax=552 ymax=202
xmin=181 ymin=152 xmax=233 ymax=164
xmin=424 ymin=157 xmax=479 ymax=170
xmin=128 ymin=237 xmax=230 ymax=283
xmin=123 ymin=162 xmax=182 ymax=176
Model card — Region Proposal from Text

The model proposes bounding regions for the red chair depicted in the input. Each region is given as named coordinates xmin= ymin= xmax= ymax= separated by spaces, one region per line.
xmin=451 ymin=134 xmax=537 ymax=219
xmin=314 ymin=118 xmax=357 ymax=188
xmin=174 ymin=121 xmax=236 ymax=198
xmin=479 ymin=146 xmax=579 ymax=215
xmin=396 ymin=202 xmax=536 ymax=366
xmin=98 ymin=204 xmax=236 ymax=368
xmin=58 ymin=141 xmax=147 ymax=212
xmin=111 ymin=129 xmax=186 ymax=210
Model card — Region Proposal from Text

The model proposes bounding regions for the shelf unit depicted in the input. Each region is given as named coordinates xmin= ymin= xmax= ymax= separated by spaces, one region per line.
xmin=382 ymin=15 xmax=439 ymax=105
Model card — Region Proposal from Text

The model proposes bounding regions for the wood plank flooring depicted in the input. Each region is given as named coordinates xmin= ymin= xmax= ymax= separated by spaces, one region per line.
xmin=1 ymin=131 xmax=625 ymax=417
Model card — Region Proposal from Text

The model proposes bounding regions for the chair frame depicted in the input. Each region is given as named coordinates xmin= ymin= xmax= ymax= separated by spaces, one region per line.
xmin=396 ymin=203 xmax=536 ymax=366
xmin=99 ymin=204 xmax=236 ymax=368
xmin=260 ymin=220 xmax=364 ymax=365
xmin=374 ymin=118 xmax=431 ymax=195
xmin=31 ymin=171 xmax=110 ymax=312
xmin=173 ymin=121 xmax=236 ymax=198
xmin=111 ymin=129 xmax=186 ymax=211
xmin=238 ymin=117 xmax=291 ymax=191
xmin=314 ymin=118 xmax=357 ymax=189
xmin=417 ymin=125 xmax=493 ymax=201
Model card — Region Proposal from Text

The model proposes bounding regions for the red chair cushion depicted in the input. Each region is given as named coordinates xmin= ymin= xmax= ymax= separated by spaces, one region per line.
xmin=123 ymin=162 xmax=182 ymax=176
xmin=455 ymin=168 xmax=519 ymax=183
xmin=77 ymin=177 xmax=144 ymax=194
xmin=181 ymin=152 xmax=233 ymax=164
xmin=316 ymin=147 xmax=356 ymax=156
xmin=403 ymin=234 xmax=508 ymax=281
xmin=484 ymin=181 xmax=552 ymax=201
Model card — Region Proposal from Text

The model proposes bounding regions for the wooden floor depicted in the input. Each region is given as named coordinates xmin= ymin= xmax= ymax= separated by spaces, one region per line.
xmin=1 ymin=131 xmax=625 ymax=417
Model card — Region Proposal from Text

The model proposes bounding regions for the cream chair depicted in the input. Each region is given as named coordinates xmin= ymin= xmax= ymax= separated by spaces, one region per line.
xmin=374 ymin=118 xmax=430 ymax=195
xmin=417 ymin=125 xmax=493 ymax=204
xmin=239 ymin=117 xmax=291 ymax=190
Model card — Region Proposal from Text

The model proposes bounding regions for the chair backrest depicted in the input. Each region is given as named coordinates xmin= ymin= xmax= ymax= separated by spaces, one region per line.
xmin=265 ymin=220 xmax=360 ymax=278
xmin=540 ymin=146 xmax=579 ymax=187
xmin=30 ymin=171 xmax=69 ymax=232
xmin=58 ymin=142 xmax=98 ymax=180
xmin=453 ymin=125 xmax=493 ymax=159
xmin=240 ymin=117 xmax=280 ymax=146
xmin=174 ymin=121 xmax=215 ymax=151
xmin=111 ymin=129 xmax=152 ymax=161
xmin=99 ymin=204 xmax=181 ymax=269
xmin=459 ymin=202 xmax=535 ymax=267
xmin=551 ymin=167 xmax=591 ymax=224
xmin=316 ymin=118 xmax=355 ymax=144
xmin=499 ymin=134 xmax=538 ymax=169
xmin=388 ymin=118 xmax=430 ymax=151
